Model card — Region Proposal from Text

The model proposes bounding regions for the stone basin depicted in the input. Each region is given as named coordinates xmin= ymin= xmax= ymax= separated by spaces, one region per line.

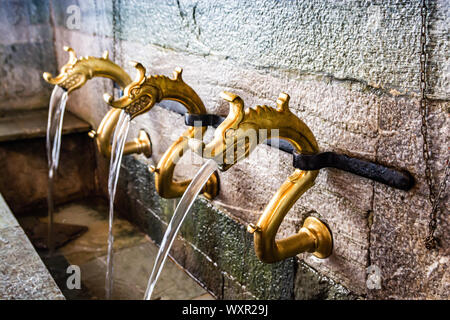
xmin=0 ymin=108 xmax=213 ymax=300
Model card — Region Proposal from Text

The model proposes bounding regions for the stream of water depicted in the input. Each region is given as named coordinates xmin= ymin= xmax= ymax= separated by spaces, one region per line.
xmin=105 ymin=110 xmax=131 ymax=299
xmin=144 ymin=159 xmax=217 ymax=300
xmin=46 ymin=86 xmax=68 ymax=253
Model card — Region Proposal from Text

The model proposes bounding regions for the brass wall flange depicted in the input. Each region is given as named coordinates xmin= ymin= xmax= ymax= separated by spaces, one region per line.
xmin=202 ymin=171 xmax=220 ymax=200
xmin=133 ymin=130 xmax=152 ymax=158
xmin=301 ymin=217 xmax=333 ymax=259
xmin=43 ymin=46 xmax=152 ymax=158
xmin=248 ymin=216 xmax=332 ymax=261
xmin=188 ymin=91 xmax=333 ymax=263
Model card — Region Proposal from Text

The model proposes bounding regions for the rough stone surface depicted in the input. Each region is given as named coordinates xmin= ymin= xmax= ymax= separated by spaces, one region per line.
xmin=0 ymin=226 xmax=65 ymax=299
xmin=294 ymin=261 xmax=357 ymax=300
xmin=0 ymin=193 xmax=19 ymax=229
xmin=369 ymin=97 xmax=450 ymax=299
xmin=51 ymin=0 xmax=449 ymax=99
xmin=0 ymin=132 xmax=96 ymax=215
xmin=0 ymin=196 xmax=64 ymax=300
xmin=0 ymin=0 xmax=57 ymax=110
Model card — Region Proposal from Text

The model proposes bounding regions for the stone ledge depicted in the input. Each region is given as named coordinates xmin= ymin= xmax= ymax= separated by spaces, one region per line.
xmin=0 ymin=193 xmax=19 ymax=229
xmin=0 ymin=108 xmax=90 ymax=142
xmin=0 ymin=194 xmax=64 ymax=300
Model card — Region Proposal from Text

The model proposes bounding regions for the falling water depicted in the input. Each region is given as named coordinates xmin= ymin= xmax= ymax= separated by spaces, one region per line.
xmin=46 ymin=86 xmax=68 ymax=253
xmin=144 ymin=159 xmax=218 ymax=300
xmin=105 ymin=110 xmax=131 ymax=299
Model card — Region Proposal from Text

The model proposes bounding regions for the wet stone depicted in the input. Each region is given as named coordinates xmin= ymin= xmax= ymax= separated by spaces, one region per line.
xmin=294 ymin=261 xmax=358 ymax=300
xmin=80 ymin=243 xmax=208 ymax=300
xmin=0 ymin=225 xmax=64 ymax=299
xmin=0 ymin=193 xmax=18 ymax=229
xmin=24 ymin=198 xmax=213 ymax=300
xmin=116 ymin=157 xmax=356 ymax=300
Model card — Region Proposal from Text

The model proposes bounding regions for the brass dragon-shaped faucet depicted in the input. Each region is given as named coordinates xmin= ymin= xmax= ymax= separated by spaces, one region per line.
xmin=188 ymin=91 xmax=333 ymax=263
xmin=103 ymin=62 xmax=219 ymax=199
xmin=44 ymin=47 xmax=218 ymax=199
xmin=43 ymin=46 xmax=151 ymax=158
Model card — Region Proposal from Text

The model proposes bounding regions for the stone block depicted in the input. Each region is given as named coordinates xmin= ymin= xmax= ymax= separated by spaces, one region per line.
xmin=0 ymin=0 xmax=56 ymax=110
xmin=0 ymin=225 xmax=64 ymax=299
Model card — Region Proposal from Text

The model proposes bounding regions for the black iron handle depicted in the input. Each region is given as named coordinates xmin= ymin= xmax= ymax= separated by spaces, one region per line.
xmin=185 ymin=113 xmax=225 ymax=128
xmin=184 ymin=113 xmax=414 ymax=191
xmin=293 ymin=152 xmax=414 ymax=191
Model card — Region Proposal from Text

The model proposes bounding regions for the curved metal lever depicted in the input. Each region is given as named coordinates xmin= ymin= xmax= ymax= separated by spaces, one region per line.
xmin=293 ymin=152 xmax=414 ymax=191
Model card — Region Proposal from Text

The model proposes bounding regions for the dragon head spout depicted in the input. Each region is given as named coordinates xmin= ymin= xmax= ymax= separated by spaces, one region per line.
xmin=103 ymin=61 xmax=161 ymax=119
xmin=43 ymin=46 xmax=104 ymax=93
xmin=189 ymin=92 xmax=292 ymax=171
xmin=189 ymin=92 xmax=291 ymax=171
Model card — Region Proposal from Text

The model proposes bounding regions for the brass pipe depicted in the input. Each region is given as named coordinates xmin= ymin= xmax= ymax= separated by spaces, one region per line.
xmin=150 ymin=127 xmax=219 ymax=200
xmin=89 ymin=108 xmax=151 ymax=158
xmin=188 ymin=91 xmax=333 ymax=263
xmin=104 ymin=62 xmax=219 ymax=199
xmin=43 ymin=46 xmax=151 ymax=158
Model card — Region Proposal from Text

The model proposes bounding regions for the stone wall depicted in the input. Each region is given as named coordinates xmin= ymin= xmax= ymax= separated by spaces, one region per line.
xmin=0 ymin=131 xmax=96 ymax=215
xmin=0 ymin=0 xmax=57 ymax=110
xmin=7 ymin=0 xmax=449 ymax=299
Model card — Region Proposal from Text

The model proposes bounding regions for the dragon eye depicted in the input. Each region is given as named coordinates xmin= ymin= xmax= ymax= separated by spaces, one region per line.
xmin=129 ymin=87 xmax=140 ymax=99
xmin=61 ymin=65 xmax=72 ymax=74
xmin=225 ymin=128 xmax=235 ymax=139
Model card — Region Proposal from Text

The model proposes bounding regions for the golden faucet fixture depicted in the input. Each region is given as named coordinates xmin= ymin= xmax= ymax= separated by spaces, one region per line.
xmin=103 ymin=62 xmax=219 ymax=200
xmin=43 ymin=46 xmax=152 ymax=159
xmin=189 ymin=91 xmax=333 ymax=263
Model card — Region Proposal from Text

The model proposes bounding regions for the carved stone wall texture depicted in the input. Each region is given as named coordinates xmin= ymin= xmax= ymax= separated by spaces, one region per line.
xmin=2 ymin=0 xmax=448 ymax=299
